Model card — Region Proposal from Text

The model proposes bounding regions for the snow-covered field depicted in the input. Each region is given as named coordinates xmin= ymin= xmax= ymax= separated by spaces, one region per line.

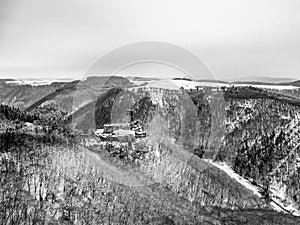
xmin=5 ymin=77 xmax=300 ymax=90
xmin=129 ymin=80 xmax=150 ymax=86
xmin=130 ymin=79 xmax=229 ymax=90
xmin=5 ymin=79 xmax=73 ymax=86
xmin=130 ymin=79 xmax=300 ymax=90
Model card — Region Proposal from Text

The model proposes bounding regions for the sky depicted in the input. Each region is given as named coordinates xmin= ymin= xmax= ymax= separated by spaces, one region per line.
xmin=0 ymin=0 xmax=300 ymax=80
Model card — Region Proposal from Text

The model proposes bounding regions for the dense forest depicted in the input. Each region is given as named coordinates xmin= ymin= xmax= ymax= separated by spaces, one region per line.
xmin=1 ymin=84 xmax=300 ymax=224
xmin=217 ymin=90 xmax=300 ymax=210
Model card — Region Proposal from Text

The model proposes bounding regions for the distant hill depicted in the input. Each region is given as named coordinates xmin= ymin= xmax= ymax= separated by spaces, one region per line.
xmin=25 ymin=76 xmax=134 ymax=114
xmin=0 ymin=78 xmax=15 ymax=83
xmin=127 ymin=76 xmax=160 ymax=81
xmin=25 ymin=80 xmax=80 ymax=112
xmin=290 ymin=80 xmax=300 ymax=87
xmin=0 ymin=82 xmax=65 ymax=110
xmin=173 ymin=77 xmax=193 ymax=81
xmin=228 ymin=76 xmax=297 ymax=84
xmin=69 ymin=87 xmax=139 ymax=131
xmin=232 ymin=81 xmax=290 ymax=86
xmin=198 ymin=79 xmax=229 ymax=84
xmin=232 ymin=80 xmax=300 ymax=86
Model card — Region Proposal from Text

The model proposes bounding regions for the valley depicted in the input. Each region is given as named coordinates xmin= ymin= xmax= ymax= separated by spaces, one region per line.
xmin=1 ymin=76 xmax=300 ymax=224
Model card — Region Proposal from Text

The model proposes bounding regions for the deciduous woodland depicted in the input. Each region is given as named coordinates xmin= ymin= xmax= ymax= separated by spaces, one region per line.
xmin=1 ymin=77 xmax=300 ymax=224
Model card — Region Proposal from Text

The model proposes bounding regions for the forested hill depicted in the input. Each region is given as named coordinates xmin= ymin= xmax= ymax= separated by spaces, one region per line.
xmin=25 ymin=76 xmax=134 ymax=115
xmin=2 ymin=84 xmax=300 ymax=223
xmin=25 ymin=80 xmax=80 ymax=112
xmin=225 ymin=86 xmax=300 ymax=107
xmin=0 ymin=82 xmax=64 ymax=110
xmin=0 ymin=104 xmax=40 ymax=122
xmin=290 ymin=80 xmax=300 ymax=87
xmin=1 ymin=105 xmax=300 ymax=224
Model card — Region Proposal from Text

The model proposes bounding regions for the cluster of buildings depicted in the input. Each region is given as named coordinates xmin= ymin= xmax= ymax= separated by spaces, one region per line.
xmin=94 ymin=110 xmax=146 ymax=143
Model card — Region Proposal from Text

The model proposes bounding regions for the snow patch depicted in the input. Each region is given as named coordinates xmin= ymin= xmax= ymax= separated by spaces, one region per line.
xmin=5 ymin=79 xmax=73 ymax=86
xmin=150 ymin=92 xmax=164 ymax=107
xmin=203 ymin=159 xmax=261 ymax=197
xmin=204 ymin=159 xmax=300 ymax=216
xmin=130 ymin=78 xmax=300 ymax=91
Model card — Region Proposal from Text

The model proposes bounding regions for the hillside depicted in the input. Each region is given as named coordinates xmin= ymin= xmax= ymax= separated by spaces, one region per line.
xmin=0 ymin=82 xmax=64 ymax=110
xmin=225 ymin=86 xmax=300 ymax=107
xmin=216 ymin=94 xmax=300 ymax=214
xmin=25 ymin=80 xmax=80 ymax=112
xmin=290 ymin=80 xmax=300 ymax=87
xmin=2 ymin=79 xmax=300 ymax=223
xmin=1 ymin=86 xmax=300 ymax=223
xmin=25 ymin=76 xmax=134 ymax=115
xmin=84 ymin=85 xmax=300 ymax=213
xmin=1 ymin=125 xmax=299 ymax=224
xmin=228 ymin=76 xmax=298 ymax=83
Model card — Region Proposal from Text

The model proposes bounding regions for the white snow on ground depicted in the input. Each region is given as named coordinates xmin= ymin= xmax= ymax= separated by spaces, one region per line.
xmin=172 ymin=80 xmax=200 ymax=89
xmin=7 ymin=78 xmax=299 ymax=90
xmin=203 ymin=159 xmax=300 ymax=216
xmin=142 ymin=79 xmax=196 ymax=90
xmin=130 ymin=79 xmax=300 ymax=90
xmin=225 ymin=100 xmax=257 ymax=133
xmin=130 ymin=79 xmax=229 ymax=90
xmin=203 ymin=159 xmax=261 ymax=197
xmin=269 ymin=184 xmax=300 ymax=216
xmin=5 ymin=79 xmax=73 ymax=86
xmin=150 ymin=92 xmax=164 ymax=107
xmin=267 ymin=113 xmax=300 ymax=216
xmin=129 ymin=80 xmax=149 ymax=86
xmin=196 ymin=81 xmax=230 ymax=88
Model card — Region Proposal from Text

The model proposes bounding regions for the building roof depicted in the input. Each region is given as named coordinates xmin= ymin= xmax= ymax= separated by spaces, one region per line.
xmin=103 ymin=123 xmax=130 ymax=127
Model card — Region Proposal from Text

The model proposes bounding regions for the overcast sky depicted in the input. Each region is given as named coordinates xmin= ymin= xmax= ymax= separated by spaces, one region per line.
xmin=0 ymin=0 xmax=300 ymax=80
